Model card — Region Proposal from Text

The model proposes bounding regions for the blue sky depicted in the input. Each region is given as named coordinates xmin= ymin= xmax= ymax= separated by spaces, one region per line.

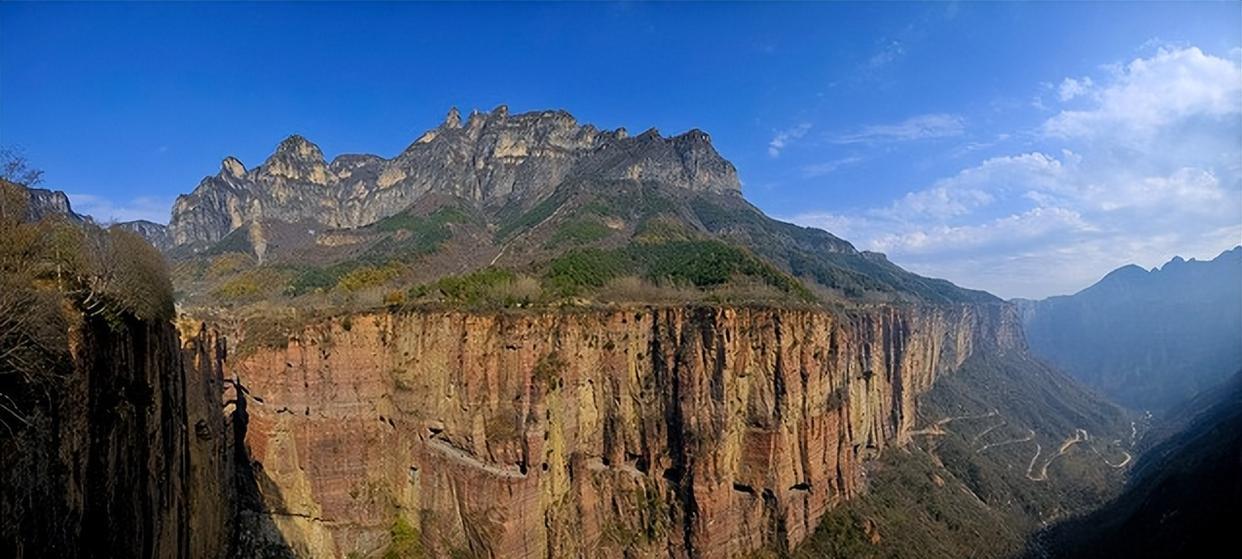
xmin=2 ymin=1 xmax=1239 ymax=298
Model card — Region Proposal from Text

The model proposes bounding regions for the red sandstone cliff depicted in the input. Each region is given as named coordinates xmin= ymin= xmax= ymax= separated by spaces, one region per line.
xmin=226 ymin=303 xmax=1023 ymax=557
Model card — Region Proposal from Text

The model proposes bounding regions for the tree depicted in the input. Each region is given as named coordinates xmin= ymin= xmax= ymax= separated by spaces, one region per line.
xmin=0 ymin=147 xmax=44 ymax=187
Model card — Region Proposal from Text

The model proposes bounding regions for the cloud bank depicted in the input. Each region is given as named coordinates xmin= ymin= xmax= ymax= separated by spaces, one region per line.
xmin=788 ymin=46 xmax=1242 ymax=299
xmin=67 ymin=193 xmax=172 ymax=224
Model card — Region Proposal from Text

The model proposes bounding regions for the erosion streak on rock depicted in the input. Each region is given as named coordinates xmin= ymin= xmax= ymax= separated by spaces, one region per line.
xmin=231 ymin=303 xmax=1021 ymax=557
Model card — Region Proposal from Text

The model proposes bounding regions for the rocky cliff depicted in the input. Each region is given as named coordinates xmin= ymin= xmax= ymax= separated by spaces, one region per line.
xmin=16 ymin=186 xmax=84 ymax=222
xmin=0 ymin=313 xmax=235 ymax=559
xmin=116 ymin=219 xmax=173 ymax=251
xmin=168 ymin=107 xmax=741 ymax=247
xmin=226 ymin=302 xmax=1022 ymax=557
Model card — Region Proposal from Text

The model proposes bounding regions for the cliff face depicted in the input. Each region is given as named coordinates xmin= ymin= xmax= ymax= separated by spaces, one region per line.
xmin=168 ymin=107 xmax=741 ymax=246
xmin=0 ymin=316 xmax=234 ymax=559
xmin=16 ymin=185 xmax=85 ymax=222
xmin=229 ymin=303 xmax=1022 ymax=557
xmin=115 ymin=219 xmax=173 ymax=251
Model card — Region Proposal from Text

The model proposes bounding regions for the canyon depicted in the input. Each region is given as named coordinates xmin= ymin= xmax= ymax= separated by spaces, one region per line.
xmin=0 ymin=107 xmax=1134 ymax=558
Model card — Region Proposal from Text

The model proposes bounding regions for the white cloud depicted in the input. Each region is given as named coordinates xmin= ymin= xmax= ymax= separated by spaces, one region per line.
xmin=833 ymin=113 xmax=965 ymax=144
xmin=782 ymin=46 xmax=1242 ymax=299
xmin=1057 ymin=77 xmax=1094 ymax=101
xmin=869 ymin=207 xmax=1095 ymax=255
xmin=868 ymin=40 xmax=906 ymax=69
xmin=801 ymin=156 xmax=862 ymax=178
xmin=68 ymin=193 xmax=172 ymax=224
xmin=768 ymin=123 xmax=811 ymax=158
xmin=1042 ymin=47 xmax=1242 ymax=142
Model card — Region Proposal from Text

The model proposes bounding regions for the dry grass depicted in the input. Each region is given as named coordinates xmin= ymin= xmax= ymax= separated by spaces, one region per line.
xmin=594 ymin=276 xmax=702 ymax=304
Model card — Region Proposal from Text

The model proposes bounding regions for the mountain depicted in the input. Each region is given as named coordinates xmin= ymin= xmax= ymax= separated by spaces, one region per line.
xmin=166 ymin=108 xmax=995 ymax=310
xmin=12 ymin=186 xmax=84 ymax=222
xmin=168 ymin=106 xmax=739 ymax=248
xmin=2 ymin=182 xmax=174 ymax=251
xmin=114 ymin=219 xmax=172 ymax=250
xmin=1038 ymin=371 xmax=1242 ymax=557
xmin=1015 ymin=248 xmax=1242 ymax=411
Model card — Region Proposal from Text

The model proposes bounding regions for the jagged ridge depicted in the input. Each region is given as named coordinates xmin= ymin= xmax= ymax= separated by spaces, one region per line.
xmin=169 ymin=107 xmax=741 ymax=247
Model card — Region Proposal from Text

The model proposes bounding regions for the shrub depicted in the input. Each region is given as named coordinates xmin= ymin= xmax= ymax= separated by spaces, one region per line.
xmin=213 ymin=276 xmax=262 ymax=300
xmin=486 ymin=275 xmax=543 ymax=307
xmin=383 ymin=290 xmax=407 ymax=307
xmin=370 ymin=207 xmax=469 ymax=259
xmin=287 ymin=265 xmax=351 ymax=296
xmin=540 ymin=240 xmax=813 ymax=303
xmin=494 ymin=189 xmax=570 ymax=241
xmin=542 ymin=249 xmax=626 ymax=296
xmin=382 ymin=516 xmax=424 ymax=559
xmin=595 ymin=276 xmax=701 ymax=304
xmin=547 ymin=219 xmax=611 ymax=247
xmin=1 ymin=182 xmax=175 ymax=323
xmin=375 ymin=206 xmax=467 ymax=234
xmin=336 ymin=264 xmax=401 ymax=292
xmin=633 ymin=217 xmax=695 ymax=244
xmin=206 ymin=252 xmax=253 ymax=279
xmin=431 ymin=267 xmax=516 ymax=305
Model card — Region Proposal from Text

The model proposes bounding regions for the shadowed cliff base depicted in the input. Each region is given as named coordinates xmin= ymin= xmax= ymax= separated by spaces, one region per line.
xmin=229 ymin=378 xmax=298 ymax=559
xmin=0 ymin=313 xmax=244 ymax=558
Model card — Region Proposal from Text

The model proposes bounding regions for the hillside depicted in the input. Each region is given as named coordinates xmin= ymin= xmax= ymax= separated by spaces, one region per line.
xmin=1015 ymin=248 xmax=1242 ymax=412
xmin=164 ymin=108 xmax=994 ymax=320
xmin=1038 ymin=371 xmax=1242 ymax=557
xmin=794 ymin=350 xmax=1132 ymax=559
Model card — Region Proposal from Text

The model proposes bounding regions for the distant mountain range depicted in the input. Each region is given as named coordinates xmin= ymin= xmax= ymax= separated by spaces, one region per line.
xmin=1015 ymin=247 xmax=1242 ymax=411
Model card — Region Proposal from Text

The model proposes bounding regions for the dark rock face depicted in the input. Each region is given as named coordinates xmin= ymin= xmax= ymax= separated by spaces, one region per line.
xmin=0 ymin=316 xmax=236 ymax=559
xmin=1016 ymin=246 xmax=1242 ymax=411
xmin=168 ymin=107 xmax=741 ymax=246
xmin=19 ymin=186 xmax=84 ymax=222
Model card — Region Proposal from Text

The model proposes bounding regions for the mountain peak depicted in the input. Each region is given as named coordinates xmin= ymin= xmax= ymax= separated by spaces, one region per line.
xmin=443 ymin=107 xmax=462 ymax=129
xmin=169 ymin=106 xmax=744 ymax=245
xmin=273 ymin=134 xmax=323 ymax=160
xmin=258 ymin=134 xmax=328 ymax=185
xmin=221 ymin=156 xmax=247 ymax=178
xmin=1214 ymin=245 xmax=1242 ymax=262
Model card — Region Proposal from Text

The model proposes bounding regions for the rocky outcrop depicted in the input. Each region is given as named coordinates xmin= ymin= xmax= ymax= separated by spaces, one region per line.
xmin=0 ymin=314 xmax=235 ymax=558
xmin=228 ymin=303 xmax=1022 ymax=557
xmin=168 ymin=107 xmax=741 ymax=246
xmin=116 ymin=219 xmax=173 ymax=250
xmin=16 ymin=185 xmax=85 ymax=222
xmin=7 ymin=183 xmax=172 ymax=249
